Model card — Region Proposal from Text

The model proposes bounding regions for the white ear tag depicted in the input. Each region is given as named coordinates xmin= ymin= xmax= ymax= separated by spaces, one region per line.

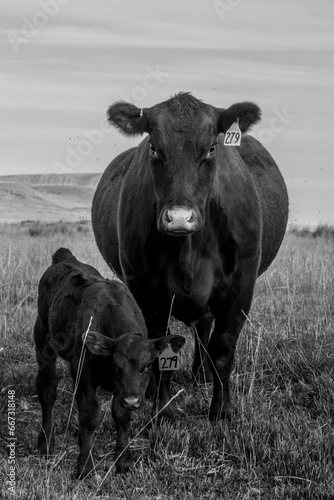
xmin=224 ymin=119 xmax=241 ymax=146
xmin=158 ymin=344 xmax=181 ymax=371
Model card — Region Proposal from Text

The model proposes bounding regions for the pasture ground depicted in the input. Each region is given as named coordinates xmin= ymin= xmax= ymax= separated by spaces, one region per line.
xmin=0 ymin=222 xmax=334 ymax=500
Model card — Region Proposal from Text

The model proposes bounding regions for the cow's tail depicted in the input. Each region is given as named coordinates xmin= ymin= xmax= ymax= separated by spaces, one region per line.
xmin=52 ymin=247 xmax=73 ymax=264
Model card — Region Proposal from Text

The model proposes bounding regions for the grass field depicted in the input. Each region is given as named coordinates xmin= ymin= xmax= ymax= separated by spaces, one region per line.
xmin=1 ymin=222 xmax=334 ymax=499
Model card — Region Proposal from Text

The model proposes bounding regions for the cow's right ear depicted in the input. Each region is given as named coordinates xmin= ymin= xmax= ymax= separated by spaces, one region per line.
xmin=82 ymin=331 xmax=114 ymax=357
xmin=218 ymin=102 xmax=261 ymax=133
xmin=107 ymin=101 xmax=149 ymax=136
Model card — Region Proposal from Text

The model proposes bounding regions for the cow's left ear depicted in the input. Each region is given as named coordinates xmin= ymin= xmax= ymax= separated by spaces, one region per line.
xmin=152 ymin=335 xmax=186 ymax=355
xmin=107 ymin=101 xmax=150 ymax=136
xmin=82 ymin=330 xmax=114 ymax=356
xmin=218 ymin=102 xmax=261 ymax=133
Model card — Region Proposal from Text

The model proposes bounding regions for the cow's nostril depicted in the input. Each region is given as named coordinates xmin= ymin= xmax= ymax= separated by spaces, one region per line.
xmin=166 ymin=210 xmax=173 ymax=222
xmin=186 ymin=211 xmax=195 ymax=223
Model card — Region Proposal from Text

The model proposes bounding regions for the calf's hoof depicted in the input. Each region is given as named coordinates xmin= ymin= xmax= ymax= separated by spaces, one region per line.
xmin=209 ymin=402 xmax=232 ymax=422
xmin=38 ymin=431 xmax=55 ymax=456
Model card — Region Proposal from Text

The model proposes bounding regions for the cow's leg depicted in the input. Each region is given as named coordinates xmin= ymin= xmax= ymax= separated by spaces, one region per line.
xmin=73 ymin=364 xmax=101 ymax=478
xmin=208 ymin=278 xmax=255 ymax=421
xmin=112 ymin=396 xmax=132 ymax=473
xmin=132 ymin=303 xmax=175 ymax=421
xmin=34 ymin=318 xmax=58 ymax=456
xmin=192 ymin=313 xmax=214 ymax=384
xmin=151 ymin=356 xmax=176 ymax=422
xmin=147 ymin=319 xmax=178 ymax=422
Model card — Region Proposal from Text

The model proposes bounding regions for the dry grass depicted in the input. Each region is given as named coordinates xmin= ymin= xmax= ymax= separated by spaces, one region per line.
xmin=1 ymin=223 xmax=334 ymax=499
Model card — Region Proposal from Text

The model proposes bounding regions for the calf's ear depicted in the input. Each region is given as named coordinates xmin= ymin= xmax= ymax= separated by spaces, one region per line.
xmin=82 ymin=330 xmax=114 ymax=357
xmin=152 ymin=335 xmax=186 ymax=355
xmin=218 ymin=102 xmax=261 ymax=133
xmin=107 ymin=101 xmax=150 ymax=136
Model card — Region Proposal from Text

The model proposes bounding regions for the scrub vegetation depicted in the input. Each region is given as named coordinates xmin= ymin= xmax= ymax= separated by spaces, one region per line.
xmin=1 ymin=222 xmax=333 ymax=499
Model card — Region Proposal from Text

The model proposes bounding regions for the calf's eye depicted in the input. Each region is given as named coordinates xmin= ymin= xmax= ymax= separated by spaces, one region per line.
xmin=143 ymin=362 xmax=152 ymax=373
xmin=149 ymin=144 xmax=158 ymax=158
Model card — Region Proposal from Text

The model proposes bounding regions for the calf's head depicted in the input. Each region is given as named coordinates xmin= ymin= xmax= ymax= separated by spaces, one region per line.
xmin=107 ymin=92 xmax=261 ymax=235
xmin=83 ymin=331 xmax=185 ymax=410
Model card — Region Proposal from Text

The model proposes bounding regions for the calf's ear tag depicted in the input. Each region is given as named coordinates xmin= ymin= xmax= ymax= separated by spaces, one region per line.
xmin=224 ymin=119 xmax=241 ymax=146
xmin=158 ymin=344 xmax=181 ymax=371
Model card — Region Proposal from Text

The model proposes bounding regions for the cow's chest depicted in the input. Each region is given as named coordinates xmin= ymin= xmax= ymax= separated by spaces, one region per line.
xmin=158 ymin=255 xmax=218 ymax=324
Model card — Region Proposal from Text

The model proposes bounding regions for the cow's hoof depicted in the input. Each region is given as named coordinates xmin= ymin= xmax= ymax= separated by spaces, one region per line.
xmin=115 ymin=458 xmax=132 ymax=474
xmin=151 ymin=403 xmax=176 ymax=424
xmin=76 ymin=456 xmax=95 ymax=479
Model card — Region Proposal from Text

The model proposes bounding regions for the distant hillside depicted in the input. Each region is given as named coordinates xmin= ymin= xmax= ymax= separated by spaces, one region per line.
xmin=0 ymin=172 xmax=102 ymax=223
xmin=0 ymin=173 xmax=101 ymax=188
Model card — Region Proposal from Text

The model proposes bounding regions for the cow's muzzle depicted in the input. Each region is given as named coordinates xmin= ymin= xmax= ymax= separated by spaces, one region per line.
xmin=121 ymin=397 xmax=142 ymax=411
xmin=160 ymin=205 xmax=201 ymax=235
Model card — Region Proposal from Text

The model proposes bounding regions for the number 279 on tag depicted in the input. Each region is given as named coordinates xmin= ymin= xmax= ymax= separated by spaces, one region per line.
xmin=224 ymin=120 xmax=241 ymax=146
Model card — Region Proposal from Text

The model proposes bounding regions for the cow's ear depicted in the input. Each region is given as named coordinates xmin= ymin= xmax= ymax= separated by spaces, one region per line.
xmin=107 ymin=101 xmax=149 ymax=136
xmin=82 ymin=330 xmax=114 ymax=356
xmin=152 ymin=335 xmax=186 ymax=355
xmin=218 ymin=102 xmax=261 ymax=133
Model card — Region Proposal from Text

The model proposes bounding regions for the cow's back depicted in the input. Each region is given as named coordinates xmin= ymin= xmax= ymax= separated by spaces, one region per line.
xmin=237 ymin=135 xmax=288 ymax=275
xmin=92 ymin=147 xmax=137 ymax=277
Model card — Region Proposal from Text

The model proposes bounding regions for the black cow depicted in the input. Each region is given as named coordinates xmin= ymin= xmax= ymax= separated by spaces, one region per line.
xmin=92 ymin=92 xmax=289 ymax=421
xmin=34 ymin=248 xmax=185 ymax=477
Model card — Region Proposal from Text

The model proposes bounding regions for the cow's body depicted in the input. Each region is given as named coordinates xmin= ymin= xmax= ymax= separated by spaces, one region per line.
xmin=92 ymin=92 xmax=288 ymax=421
xmin=34 ymin=248 xmax=185 ymax=477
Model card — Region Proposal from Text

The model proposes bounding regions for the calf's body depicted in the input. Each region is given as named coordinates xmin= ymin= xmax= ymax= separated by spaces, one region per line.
xmin=34 ymin=248 xmax=184 ymax=477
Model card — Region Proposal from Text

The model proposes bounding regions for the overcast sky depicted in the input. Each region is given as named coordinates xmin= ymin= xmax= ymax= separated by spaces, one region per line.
xmin=1 ymin=0 xmax=333 ymax=226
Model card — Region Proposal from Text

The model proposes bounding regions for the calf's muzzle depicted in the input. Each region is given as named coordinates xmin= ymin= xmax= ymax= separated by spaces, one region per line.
xmin=122 ymin=397 xmax=142 ymax=410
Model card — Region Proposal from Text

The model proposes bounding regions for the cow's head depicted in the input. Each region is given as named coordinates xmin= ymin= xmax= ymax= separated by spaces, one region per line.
xmin=107 ymin=92 xmax=261 ymax=235
xmin=83 ymin=331 xmax=185 ymax=410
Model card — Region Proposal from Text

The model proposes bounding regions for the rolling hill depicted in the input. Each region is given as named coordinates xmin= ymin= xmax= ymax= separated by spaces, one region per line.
xmin=0 ymin=173 xmax=101 ymax=223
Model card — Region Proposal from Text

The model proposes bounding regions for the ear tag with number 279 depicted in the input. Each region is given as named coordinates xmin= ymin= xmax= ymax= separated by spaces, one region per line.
xmin=224 ymin=119 xmax=241 ymax=146
xmin=158 ymin=344 xmax=180 ymax=371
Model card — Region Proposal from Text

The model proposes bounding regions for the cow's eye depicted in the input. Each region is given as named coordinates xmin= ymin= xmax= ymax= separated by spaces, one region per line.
xmin=149 ymin=144 xmax=158 ymax=157
xmin=207 ymin=144 xmax=216 ymax=157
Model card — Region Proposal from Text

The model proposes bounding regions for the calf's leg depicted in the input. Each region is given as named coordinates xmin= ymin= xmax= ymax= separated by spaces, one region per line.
xmin=34 ymin=319 xmax=58 ymax=456
xmin=112 ymin=396 xmax=132 ymax=473
xmin=74 ymin=365 xmax=101 ymax=478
